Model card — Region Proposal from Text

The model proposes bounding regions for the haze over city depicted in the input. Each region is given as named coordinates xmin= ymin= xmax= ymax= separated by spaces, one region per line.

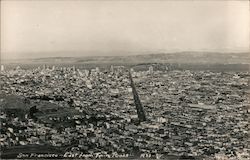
xmin=1 ymin=0 xmax=249 ymax=60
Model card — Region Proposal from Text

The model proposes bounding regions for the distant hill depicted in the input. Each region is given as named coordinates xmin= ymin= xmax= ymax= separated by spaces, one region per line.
xmin=3 ymin=52 xmax=249 ymax=65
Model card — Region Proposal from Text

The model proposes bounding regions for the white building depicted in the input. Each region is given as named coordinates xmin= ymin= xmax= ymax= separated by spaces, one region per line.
xmin=16 ymin=66 xmax=21 ymax=70
xmin=1 ymin=65 xmax=4 ymax=71
xmin=84 ymin=70 xmax=89 ymax=77
xmin=149 ymin=66 xmax=153 ymax=74
xmin=130 ymin=68 xmax=134 ymax=73
xmin=96 ymin=67 xmax=100 ymax=73
xmin=110 ymin=65 xmax=114 ymax=73
xmin=86 ymin=80 xmax=92 ymax=89
xmin=166 ymin=66 xmax=169 ymax=71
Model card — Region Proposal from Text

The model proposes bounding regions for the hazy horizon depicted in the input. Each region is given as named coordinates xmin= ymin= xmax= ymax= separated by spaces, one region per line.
xmin=1 ymin=50 xmax=249 ymax=61
xmin=1 ymin=0 xmax=249 ymax=60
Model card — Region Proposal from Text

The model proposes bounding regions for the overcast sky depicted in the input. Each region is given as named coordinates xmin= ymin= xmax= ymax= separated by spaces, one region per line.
xmin=1 ymin=0 xmax=249 ymax=59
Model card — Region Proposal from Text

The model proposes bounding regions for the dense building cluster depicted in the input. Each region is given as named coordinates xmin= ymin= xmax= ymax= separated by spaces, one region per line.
xmin=0 ymin=65 xmax=249 ymax=159
xmin=133 ymin=70 xmax=249 ymax=159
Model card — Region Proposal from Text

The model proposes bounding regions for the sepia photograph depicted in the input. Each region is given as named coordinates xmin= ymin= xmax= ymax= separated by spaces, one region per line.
xmin=0 ymin=0 xmax=249 ymax=159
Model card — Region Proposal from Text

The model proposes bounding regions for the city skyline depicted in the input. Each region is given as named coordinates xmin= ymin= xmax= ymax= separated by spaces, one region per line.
xmin=1 ymin=0 xmax=249 ymax=60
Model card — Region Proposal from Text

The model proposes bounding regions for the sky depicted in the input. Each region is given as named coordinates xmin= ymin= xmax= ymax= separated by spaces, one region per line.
xmin=1 ymin=0 xmax=249 ymax=59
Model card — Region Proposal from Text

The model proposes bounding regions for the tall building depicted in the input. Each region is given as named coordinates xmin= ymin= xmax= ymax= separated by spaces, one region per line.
xmin=110 ymin=65 xmax=114 ymax=73
xmin=96 ymin=67 xmax=100 ymax=73
xmin=1 ymin=65 xmax=4 ymax=71
xmin=84 ymin=70 xmax=90 ymax=77
xmin=43 ymin=65 xmax=46 ymax=70
xmin=86 ymin=80 xmax=92 ymax=89
xmin=149 ymin=66 xmax=153 ymax=74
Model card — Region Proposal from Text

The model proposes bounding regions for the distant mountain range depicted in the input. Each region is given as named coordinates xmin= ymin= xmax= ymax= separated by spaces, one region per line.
xmin=3 ymin=52 xmax=250 ymax=65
